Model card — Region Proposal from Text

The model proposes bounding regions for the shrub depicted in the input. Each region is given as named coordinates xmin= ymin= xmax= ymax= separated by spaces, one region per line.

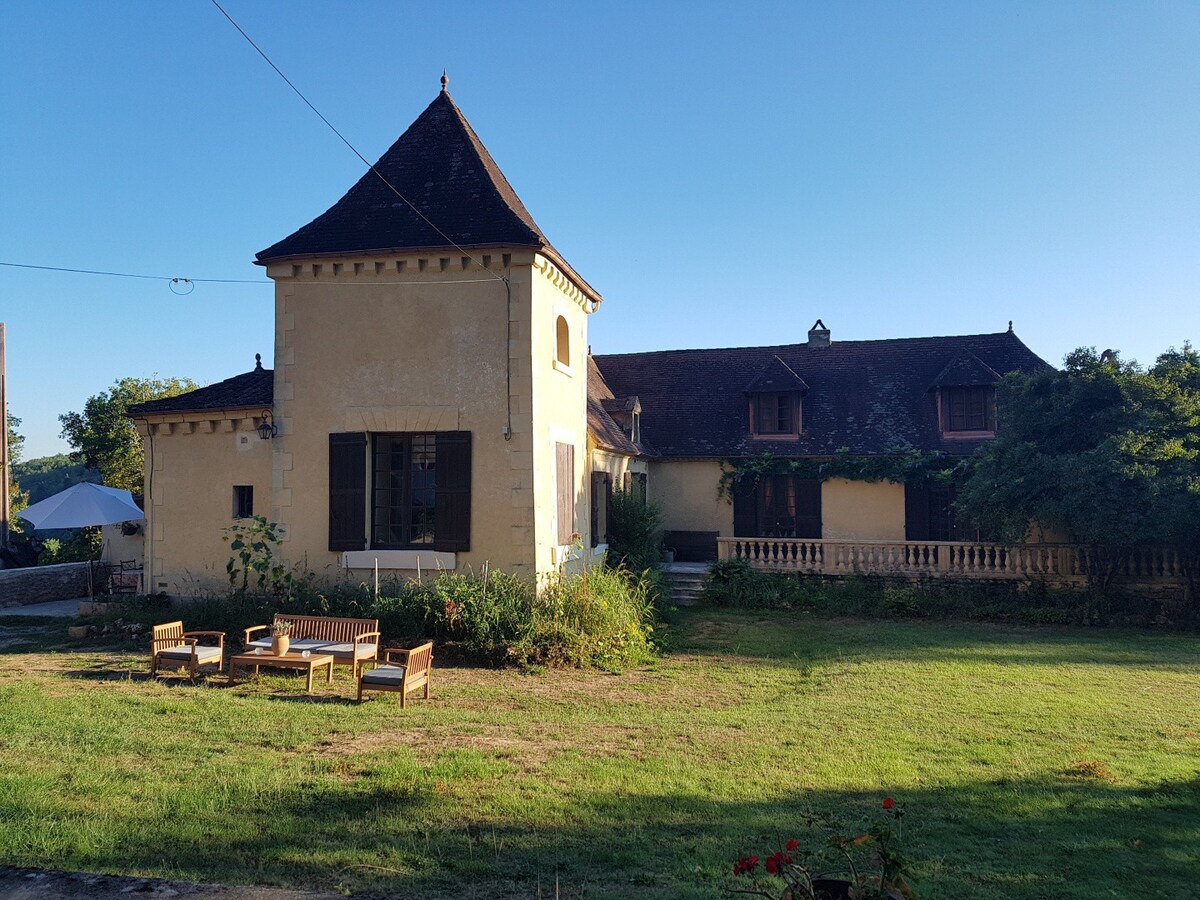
xmin=291 ymin=566 xmax=658 ymax=669
xmin=704 ymin=559 xmax=782 ymax=608
xmin=700 ymin=561 xmax=1196 ymax=628
xmin=513 ymin=564 xmax=657 ymax=670
xmin=607 ymin=490 xmax=664 ymax=574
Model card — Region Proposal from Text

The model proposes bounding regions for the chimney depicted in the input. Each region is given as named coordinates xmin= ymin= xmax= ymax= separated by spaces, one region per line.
xmin=807 ymin=319 xmax=830 ymax=348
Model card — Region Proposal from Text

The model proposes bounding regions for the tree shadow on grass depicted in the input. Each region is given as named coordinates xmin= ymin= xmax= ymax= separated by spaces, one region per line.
xmin=667 ymin=608 xmax=1200 ymax=672
xmin=28 ymin=773 xmax=1200 ymax=900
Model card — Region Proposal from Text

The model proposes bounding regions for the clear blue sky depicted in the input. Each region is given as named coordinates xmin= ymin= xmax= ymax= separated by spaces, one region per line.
xmin=2 ymin=1 xmax=1197 ymax=460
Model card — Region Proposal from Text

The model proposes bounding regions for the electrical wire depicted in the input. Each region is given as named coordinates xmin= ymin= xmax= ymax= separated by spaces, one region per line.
xmin=0 ymin=262 xmax=509 ymax=289
xmin=209 ymin=0 xmax=504 ymax=285
xmin=0 ymin=261 xmax=267 ymax=284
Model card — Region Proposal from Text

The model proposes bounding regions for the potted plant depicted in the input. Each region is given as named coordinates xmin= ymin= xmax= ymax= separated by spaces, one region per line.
xmin=270 ymin=619 xmax=292 ymax=656
xmin=729 ymin=799 xmax=914 ymax=900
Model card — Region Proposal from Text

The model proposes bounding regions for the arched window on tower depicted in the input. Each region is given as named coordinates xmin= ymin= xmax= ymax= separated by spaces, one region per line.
xmin=555 ymin=315 xmax=570 ymax=368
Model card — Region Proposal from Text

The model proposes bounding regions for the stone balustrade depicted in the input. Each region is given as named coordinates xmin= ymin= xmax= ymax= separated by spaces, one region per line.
xmin=716 ymin=538 xmax=1186 ymax=584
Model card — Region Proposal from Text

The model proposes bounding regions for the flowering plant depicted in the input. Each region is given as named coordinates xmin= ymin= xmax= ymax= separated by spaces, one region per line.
xmin=729 ymin=799 xmax=914 ymax=900
xmin=270 ymin=620 xmax=293 ymax=638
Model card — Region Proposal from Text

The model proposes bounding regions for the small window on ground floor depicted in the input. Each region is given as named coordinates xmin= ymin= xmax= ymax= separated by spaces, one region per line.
xmin=233 ymin=485 xmax=254 ymax=519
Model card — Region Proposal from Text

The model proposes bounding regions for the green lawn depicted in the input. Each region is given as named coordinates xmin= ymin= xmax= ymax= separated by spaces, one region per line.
xmin=0 ymin=610 xmax=1197 ymax=898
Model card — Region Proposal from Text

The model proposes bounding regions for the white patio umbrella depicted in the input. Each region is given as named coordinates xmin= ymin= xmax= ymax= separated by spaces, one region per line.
xmin=17 ymin=482 xmax=144 ymax=530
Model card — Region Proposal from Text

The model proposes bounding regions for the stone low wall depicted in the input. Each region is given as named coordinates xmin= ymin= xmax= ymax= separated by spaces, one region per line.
xmin=0 ymin=562 xmax=107 ymax=608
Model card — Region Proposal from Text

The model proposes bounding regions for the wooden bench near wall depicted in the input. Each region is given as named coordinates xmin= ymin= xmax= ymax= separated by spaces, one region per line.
xmin=243 ymin=614 xmax=380 ymax=677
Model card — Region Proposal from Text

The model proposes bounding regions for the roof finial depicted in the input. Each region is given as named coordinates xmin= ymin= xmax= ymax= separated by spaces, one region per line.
xmin=440 ymin=69 xmax=449 ymax=93
xmin=1007 ymin=320 xmax=1013 ymax=333
xmin=255 ymin=353 xmax=263 ymax=371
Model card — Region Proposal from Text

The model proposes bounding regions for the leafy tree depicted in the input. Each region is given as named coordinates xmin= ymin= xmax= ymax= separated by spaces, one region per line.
xmin=5 ymin=414 xmax=28 ymax=519
xmin=7 ymin=413 xmax=24 ymax=466
xmin=12 ymin=453 xmax=100 ymax=505
xmin=956 ymin=346 xmax=1200 ymax=585
xmin=59 ymin=376 xmax=197 ymax=492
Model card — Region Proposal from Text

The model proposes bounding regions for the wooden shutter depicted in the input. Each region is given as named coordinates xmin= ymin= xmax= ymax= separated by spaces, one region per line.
xmin=904 ymin=484 xmax=931 ymax=541
xmin=603 ymin=473 xmax=613 ymax=543
xmin=435 ymin=431 xmax=472 ymax=551
xmin=591 ymin=471 xmax=613 ymax=546
xmin=591 ymin=472 xmax=602 ymax=547
xmin=732 ymin=475 xmax=757 ymax=537
xmin=793 ymin=478 xmax=822 ymax=539
xmin=556 ymin=443 xmax=574 ymax=544
xmin=328 ymin=433 xmax=367 ymax=551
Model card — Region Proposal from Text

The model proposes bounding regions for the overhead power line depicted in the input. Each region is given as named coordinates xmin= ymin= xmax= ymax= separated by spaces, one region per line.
xmin=0 ymin=260 xmax=267 ymax=286
xmin=209 ymin=0 xmax=505 ymax=284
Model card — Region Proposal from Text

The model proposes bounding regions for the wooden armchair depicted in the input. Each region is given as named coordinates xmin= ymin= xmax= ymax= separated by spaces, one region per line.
xmin=357 ymin=642 xmax=433 ymax=706
xmin=150 ymin=621 xmax=225 ymax=680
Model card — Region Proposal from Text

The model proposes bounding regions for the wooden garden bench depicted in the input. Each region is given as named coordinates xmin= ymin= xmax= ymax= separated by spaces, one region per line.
xmin=151 ymin=621 xmax=225 ymax=680
xmin=357 ymin=642 xmax=434 ymax=706
xmin=243 ymin=614 xmax=380 ymax=677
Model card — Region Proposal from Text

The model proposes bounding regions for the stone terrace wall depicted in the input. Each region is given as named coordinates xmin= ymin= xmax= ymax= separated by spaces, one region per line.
xmin=0 ymin=562 xmax=105 ymax=608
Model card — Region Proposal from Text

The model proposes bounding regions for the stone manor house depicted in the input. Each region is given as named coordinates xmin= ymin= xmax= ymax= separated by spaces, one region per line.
xmin=129 ymin=81 xmax=1048 ymax=594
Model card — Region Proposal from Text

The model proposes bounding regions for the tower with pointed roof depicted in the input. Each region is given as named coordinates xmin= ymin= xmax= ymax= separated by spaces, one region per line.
xmin=254 ymin=80 xmax=602 ymax=578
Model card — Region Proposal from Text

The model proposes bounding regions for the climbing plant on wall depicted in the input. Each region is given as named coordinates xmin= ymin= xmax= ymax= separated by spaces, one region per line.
xmin=716 ymin=449 xmax=969 ymax=501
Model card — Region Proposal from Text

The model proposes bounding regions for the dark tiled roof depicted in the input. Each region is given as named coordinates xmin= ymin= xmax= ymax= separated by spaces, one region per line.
xmin=255 ymin=89 xmax=599 ymax=302
xmin=128 ymin=367 xmax=273 ymax=416
xmin=593 ymin=330 xmax=1051 ymax=459
xmin=587 ymin=357 xmax=645 ymax=457
xmin=929 ymin=350 xmax=1002 ymax=388
xmin=745 ymin=356 xmax=809 ymax=393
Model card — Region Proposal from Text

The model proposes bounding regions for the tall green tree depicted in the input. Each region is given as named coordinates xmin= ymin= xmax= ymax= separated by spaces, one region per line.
xmin=956 ymin=345 xmax=1200 ymax=583
xmin=6 ymin=414 xmax=28 ymax=520
xmin=59 ymin=376 xmax=197 ymax=492
xmin=7 ymin=414 xmax=24 ymax=466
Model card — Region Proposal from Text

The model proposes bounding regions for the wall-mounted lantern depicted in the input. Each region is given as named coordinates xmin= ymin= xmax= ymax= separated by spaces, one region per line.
xmin=257 ymin=409 xmax=277 ymax=441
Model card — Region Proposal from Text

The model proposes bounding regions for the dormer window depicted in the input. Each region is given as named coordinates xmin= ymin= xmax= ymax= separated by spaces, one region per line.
xmin=745 ymin=355 xmax=808 ymax=440
xmin=941 ymin=385 xmax=995 ymax=434
xmin=930 ymin=351 xmax=1001 ymax=437
xmin=752 ymin=392 xmax=799 ymax=436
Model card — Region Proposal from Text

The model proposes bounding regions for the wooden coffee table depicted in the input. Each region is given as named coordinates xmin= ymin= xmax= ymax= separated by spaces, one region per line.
xmin=227 ymin=651 xmax=335 ymax=694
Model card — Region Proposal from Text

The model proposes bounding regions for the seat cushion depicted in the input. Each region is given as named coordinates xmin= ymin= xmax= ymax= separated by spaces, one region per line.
xmin=157 ymin=645 xmax=222 ymax=663
xmin=319 ymin=642 xmax=378 ymax=659
xmin=246 ymin=638 xmax=329 ymax=652
xmin=360 ymin=664 xmax=407 ymax=685
xmin=247 ymin=638 xmax=376 ymax=660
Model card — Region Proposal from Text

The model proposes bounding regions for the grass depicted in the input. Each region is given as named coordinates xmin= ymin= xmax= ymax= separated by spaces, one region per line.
xmin=0 ymin=609 xmax=1197 ymax=898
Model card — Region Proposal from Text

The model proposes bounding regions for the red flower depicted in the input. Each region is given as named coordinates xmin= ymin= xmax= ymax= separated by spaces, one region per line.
xmin=733 ymin=855 xmax=760 ymax=876
xmin=765 ymin=851 xmax=794 ymax=875
xmin=786 ymin=839 xmax=801 ymax=851
xmin=882 ymin=797 xmax=896 ymax=810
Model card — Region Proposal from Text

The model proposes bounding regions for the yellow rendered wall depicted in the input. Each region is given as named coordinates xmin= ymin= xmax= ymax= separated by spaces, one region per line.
xmin=529 ymin=255 xmax=592 ymax=577
xmin=820 ymin=478 xmax=906 ymax=541
xmin=267 ymin=252 xmax=539 ymax=580
xmin=139 ymin=415 xmax=271 ymax=594
xmin=649 ymin=459 xmax=732 ymax=535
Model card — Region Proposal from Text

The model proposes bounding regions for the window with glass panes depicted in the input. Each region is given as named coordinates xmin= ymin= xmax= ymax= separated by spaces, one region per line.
xmin=753 ymin=392 xmax=797 ymax=435
xmin=372 ymin=433 xmax=437 ymax=547
xmin=943 ymin=386 xmax=995 ymax=432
